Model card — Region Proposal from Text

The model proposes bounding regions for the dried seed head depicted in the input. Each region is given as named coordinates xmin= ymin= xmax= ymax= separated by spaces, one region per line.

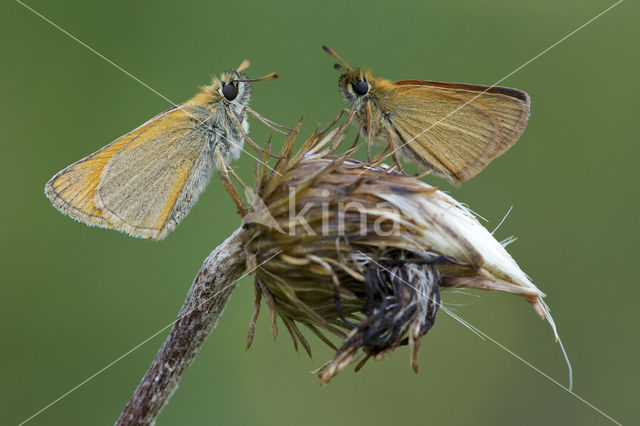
xmin=235 ymin=119 xmax=561 ymax=384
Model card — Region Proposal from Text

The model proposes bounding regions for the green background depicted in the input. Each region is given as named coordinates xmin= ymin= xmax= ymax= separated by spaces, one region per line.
xmin=1 ymin=0 xmax=638 ymax=425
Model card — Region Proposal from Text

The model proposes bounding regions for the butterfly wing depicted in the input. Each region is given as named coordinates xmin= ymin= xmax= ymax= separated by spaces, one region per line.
xmin=94 ymin=104 xmax=216 ymax=240
xmin=45 ymin=104 xmax=214 ymax=240
xmin=45 ymin=107 xmax=183 ymax=229
xmin=384 ymin=80 xmax=530 ymax=183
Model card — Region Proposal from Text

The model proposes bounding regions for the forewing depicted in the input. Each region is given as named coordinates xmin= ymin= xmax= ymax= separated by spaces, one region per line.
xmin=95 ymin=105 xmax=214 ymax=240
xmin=44 ymin=106 xmax=181 ymax=230
xmin=386 ymin=81 xmax=530 ymax=183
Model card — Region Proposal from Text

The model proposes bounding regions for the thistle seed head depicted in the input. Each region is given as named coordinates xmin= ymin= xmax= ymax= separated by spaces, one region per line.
xmin=236 ymin=120 xmax=559 ymax=383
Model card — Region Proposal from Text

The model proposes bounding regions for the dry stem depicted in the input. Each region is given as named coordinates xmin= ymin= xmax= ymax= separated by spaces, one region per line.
xmin=115 ymin=228 xmax=246 ymax=426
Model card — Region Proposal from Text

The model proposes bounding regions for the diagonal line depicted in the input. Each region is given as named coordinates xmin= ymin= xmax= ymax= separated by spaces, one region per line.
xmin=362 ymin=0 xmax=624 ymax=172
xmin=17 ymin=249 xmax=283 ymax=426
xmin=358 ymin=251 xmax=623 ymax=426
xmin=15 ymin=0 xmax=173 ymax=105
xmin=15 ymin=0 xmax=282 ymax=177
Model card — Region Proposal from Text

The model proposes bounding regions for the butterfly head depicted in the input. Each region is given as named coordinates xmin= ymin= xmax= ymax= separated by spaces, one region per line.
xmin=322 ymin=45 xmax=374 ymax=109
xmin=338 ymin=67 xmax=375 ymax=108
xmin=214 ymin=70 xmax=252 ymax=107
xmin=205 ymin=69 xmax=278 ymax=116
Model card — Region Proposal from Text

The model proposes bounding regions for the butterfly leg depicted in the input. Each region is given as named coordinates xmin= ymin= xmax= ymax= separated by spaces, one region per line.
xmin=229 ymin=112 xmax=283 ymax=160
xmin=365 ymin=101 xmax=373 ymax=162
xmin=215 ymin=146 xmax=248 ymax=217
xmin=413 ymin=168 xmax=434 ymax=179
xmin=236 ymin=125 xmax=265 ymax=154
xmin=369 ymin=139 xmax=390 ymax=164
xmin=246 ymin=106 xmax=295 ymax=135
xmin=349 ymin=131 xmax=360 ymax=150
xmin=384 ymin=127 xmax=406 ymax=173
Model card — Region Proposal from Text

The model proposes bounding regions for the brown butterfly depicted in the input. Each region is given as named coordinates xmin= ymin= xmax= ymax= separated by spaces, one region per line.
xmin=323 ymin=46 xmax=530 ymax=184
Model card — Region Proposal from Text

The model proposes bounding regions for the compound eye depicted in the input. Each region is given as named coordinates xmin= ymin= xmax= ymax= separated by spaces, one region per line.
xmin=352 ymin=80 xmax=369 ymax=96
xmin=222 ymin=83 xmax=239 ymax=101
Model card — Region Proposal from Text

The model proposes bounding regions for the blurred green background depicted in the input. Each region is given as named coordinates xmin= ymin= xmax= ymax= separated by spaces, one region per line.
xmin=1 ymin=0 xmax=638 ymax=425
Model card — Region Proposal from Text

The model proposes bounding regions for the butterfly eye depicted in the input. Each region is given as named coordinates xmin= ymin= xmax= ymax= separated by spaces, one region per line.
xmin=352 ymin=80 xmax=369 ymax=96
xmin=222 ymin=83 xmax=239 ymax=101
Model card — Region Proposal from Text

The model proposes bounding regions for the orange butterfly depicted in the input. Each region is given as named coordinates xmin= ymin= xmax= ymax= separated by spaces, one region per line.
xmin=45 ymin=60 xmax=285 ymax=240
xmin=324 ymin=46 xmax=530 ymax=184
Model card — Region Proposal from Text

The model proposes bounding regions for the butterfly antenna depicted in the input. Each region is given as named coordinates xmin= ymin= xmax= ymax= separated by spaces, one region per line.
xmin=234 ymin=72 xmax=279 ymax=83
xmin=334 ymin=63 xmax=348 ymax=72
xmin=236 ymin=59 xmax=250 ymax=72
xmin=322 ymin=45 xmax=352 ymax=71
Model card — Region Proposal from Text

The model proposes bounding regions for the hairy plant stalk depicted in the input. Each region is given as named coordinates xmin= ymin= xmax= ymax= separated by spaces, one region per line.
xmin=115 ymin=228 xmax=246 ymax=426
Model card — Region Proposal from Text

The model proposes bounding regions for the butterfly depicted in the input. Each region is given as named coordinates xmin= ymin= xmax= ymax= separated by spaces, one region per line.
xmin=45 ymin=60 xmax=287 ymax=240
xmin=323 ymin=46 xmax=530 ymax=184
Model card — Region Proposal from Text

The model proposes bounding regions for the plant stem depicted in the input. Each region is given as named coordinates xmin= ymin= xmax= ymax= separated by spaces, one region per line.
xmin=115 ymin=228 xmax=246 ymax=426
